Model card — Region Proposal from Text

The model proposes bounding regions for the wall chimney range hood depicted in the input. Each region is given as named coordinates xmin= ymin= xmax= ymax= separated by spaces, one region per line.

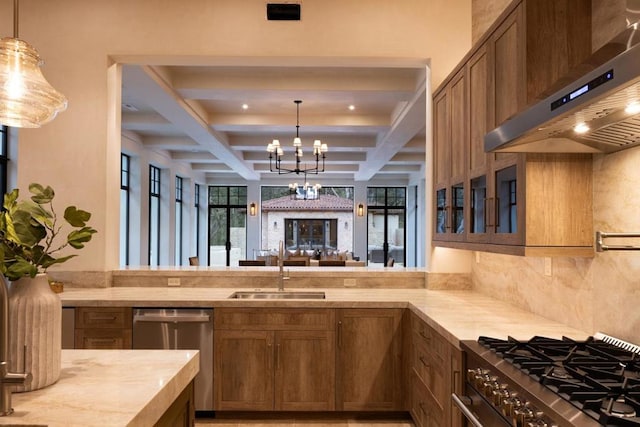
xmin=485 ymin=3 xmax=640 ymax=154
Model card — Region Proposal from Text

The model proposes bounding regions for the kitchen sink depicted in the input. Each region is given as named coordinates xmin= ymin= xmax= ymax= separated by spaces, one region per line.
xmin=228 ymin=291 xmax=326 ymax=299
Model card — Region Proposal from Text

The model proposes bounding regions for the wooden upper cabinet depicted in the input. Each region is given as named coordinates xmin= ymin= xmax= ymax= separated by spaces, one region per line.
xmin=432 ymin=0 xmax=595 ymax=257
xmin=467 ymin=44 xmax=490 ymax=177
xmin=433 ymin=90 xmax=450 ymax=189
xmin=449 ymin=70 xmax=467 ymax=183
xmin=489 ymin=3 xmax=525 ymax=129
xmin=336 ymin=309 xmax=404 ymax=411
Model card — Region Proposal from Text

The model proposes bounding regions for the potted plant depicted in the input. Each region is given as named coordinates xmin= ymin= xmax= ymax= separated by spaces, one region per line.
xmin=0 ymin=183 xmax=96 ymax=391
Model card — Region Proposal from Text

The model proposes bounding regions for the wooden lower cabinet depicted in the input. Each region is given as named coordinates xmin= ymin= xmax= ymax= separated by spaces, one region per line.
xmin=74 ymin=307 xmax=132 ymax=349
xmin=155 ymin=381 xmax=195 ymax=427
xmin=214 ymin=329 xmax=274 ymax=410
xmin=336 ymin=308 xmax=404 ymax=411
xmin=213 ymin=308 xmax=335 ymax=411
xmin=410 ymin=311 xmax=463 ymax=427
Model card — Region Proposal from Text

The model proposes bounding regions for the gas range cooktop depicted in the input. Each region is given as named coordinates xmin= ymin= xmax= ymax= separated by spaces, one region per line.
xmin=477 ymin=334 xmax=640 ymax=426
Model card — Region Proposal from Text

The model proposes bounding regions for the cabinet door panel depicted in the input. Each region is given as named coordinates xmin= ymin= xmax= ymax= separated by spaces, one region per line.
xmin=275 ymin=330 xmax=335 ymax=411
xmin=450 ymin=71 xmax=466 ymax=182
xmin=336 ymin=309 xmax=403 ymax=411
xmin=214 ymin=330 xmax=274 ymax=410
xmin=433 ymin=91 xmax=450 ymax=188
xmin=468 ymin=46 xmax=489 ymax=175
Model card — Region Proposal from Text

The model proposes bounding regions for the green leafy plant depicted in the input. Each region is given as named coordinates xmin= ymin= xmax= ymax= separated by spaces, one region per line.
xmin=0 ymin=183 xmax=97 ymax=281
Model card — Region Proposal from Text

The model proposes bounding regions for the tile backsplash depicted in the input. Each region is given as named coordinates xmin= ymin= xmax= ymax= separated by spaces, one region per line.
xmin=472 ymin=147 xmax=640 ymax=345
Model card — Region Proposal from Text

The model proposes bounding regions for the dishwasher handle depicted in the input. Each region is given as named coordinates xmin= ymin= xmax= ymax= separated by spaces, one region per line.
xmin=133 ymin=313 xmax=211 ymax=323
xmin=451 ymin=393 xmax=484 ymax=427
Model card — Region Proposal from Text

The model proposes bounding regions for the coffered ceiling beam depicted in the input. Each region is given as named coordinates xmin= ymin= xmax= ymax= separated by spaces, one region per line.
xmin=123 ymin=65 xmax=259 ymax=180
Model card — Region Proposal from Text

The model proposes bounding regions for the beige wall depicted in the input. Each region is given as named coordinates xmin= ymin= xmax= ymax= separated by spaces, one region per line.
xmin=0 ymin=0 xmax=472 ymax=272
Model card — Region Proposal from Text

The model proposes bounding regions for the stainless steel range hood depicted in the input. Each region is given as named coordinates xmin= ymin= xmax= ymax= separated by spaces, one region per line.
xmin=485 ymin=4 xmax=640 ymax=154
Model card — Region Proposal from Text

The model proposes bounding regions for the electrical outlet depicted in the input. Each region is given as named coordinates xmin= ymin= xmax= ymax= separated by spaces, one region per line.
xmin=544 ymin=258 xmax=552 ymax=277
xmin=168 ymin=277 xmax=181 ymax=287
xmin=475 ymin=252 xmax=480 ymax=263
xmin=343 ymin=278 xmax=356 ymax=287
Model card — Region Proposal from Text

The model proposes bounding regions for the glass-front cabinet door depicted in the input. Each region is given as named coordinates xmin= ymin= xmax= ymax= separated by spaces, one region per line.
xmin=433 ymin=185 xmax=465 ymax=242
xmin=467 ymin=175 xmax=487 ymax=243
xmin=490 ymin=164 xmax=522 ymax=245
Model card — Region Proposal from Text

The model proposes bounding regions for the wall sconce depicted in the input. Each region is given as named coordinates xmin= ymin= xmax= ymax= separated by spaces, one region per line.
xmin=357 ymin=203 xmax=364 ymax=217
xmin=249 ymin=202 xmax=257 ymax=216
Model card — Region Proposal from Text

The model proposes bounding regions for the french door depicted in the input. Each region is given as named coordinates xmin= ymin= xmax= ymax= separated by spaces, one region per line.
xmin=208 ymin=187 xmax=247 ymax=266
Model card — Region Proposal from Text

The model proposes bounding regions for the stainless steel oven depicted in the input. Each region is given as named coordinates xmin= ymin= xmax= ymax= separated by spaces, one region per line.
xmin=455 ymin=334 xmax=640 ymax=427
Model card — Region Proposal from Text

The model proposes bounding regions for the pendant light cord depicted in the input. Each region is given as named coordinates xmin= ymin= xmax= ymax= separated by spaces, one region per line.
xmin=295 ymin=100 xmax=301 ymax=137
xmin=13 ymin=0 xmax=19 ymax=38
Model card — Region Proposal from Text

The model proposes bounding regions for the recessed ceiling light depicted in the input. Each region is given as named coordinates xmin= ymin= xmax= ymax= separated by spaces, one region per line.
xmin=348 ymin=105 xmax=355 ymax=111
xmin=625 ymin=102 xmax=640 ymax=114
xmin=574 ymin=122 xmax=590 ymax=134
xmin=242 ymin=104 xmax=249 ymax=110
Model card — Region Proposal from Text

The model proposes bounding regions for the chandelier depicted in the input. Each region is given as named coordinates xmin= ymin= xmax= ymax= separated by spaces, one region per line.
xmin=266 ymin=100 xmax=328 ymax=175
xmin=0 ymin=0 xmax=68 ymax=128
xmin=289 ymin=172 xmax=321 ymax=200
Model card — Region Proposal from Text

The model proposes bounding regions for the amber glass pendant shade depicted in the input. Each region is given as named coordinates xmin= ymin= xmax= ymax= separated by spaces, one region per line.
xmin=0 ymin=37 xmax=67 ymax=128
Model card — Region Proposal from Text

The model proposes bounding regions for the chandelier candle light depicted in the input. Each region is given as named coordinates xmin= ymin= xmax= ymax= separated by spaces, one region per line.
xmin=266 ymin=100 xmax=328 ymax=175
xmin=289 ymin=172 xmax=322 ymax=200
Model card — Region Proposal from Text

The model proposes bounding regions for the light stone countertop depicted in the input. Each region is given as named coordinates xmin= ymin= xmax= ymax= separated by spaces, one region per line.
xmin=0 ymin=349 xmax=199 ymax=427
xmin=59 ymin=287 xmax=592 ymax=346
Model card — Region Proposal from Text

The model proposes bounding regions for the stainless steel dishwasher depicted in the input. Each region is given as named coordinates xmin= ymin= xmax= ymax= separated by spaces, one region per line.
xmin=132 ymin=308 xmax=213 ymax=412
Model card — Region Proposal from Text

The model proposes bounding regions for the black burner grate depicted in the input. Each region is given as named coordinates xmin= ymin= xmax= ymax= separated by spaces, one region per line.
xmin=478 ymin=336 xmax=640 ymax=426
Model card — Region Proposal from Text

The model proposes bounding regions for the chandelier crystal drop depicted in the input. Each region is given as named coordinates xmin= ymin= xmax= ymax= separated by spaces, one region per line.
xmin=266 ymin=100 xmax=328 ymax=175
xmin=0 ymin=0 xmax=67 ymax=128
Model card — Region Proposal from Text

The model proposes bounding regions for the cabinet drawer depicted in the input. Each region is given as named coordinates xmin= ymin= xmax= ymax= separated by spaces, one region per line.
xmin=412 ymin=338 xmax=447 ymax=412
xmin=411 ymin=374 xmax=444 ymax=427
xmin=76 ymin=307 xmax=132 ymax=329
xmin=215 ymin=308 xmax=334 ymax=331
xmin=75 ymin=328 xmax=132 ymax=349
xmin=411 ymin=314 xmax=447 ymax=364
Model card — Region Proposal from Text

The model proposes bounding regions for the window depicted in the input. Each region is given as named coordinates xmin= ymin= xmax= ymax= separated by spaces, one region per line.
xmin=208 ymin=186 xmax=247 ymax=266
xmin=174 ymin=176 xmax=183 ymax=266
xmin=120 ymin=153 xmax=131 ymax=266
xmin=285 ymin=219 xmax=337 ymax=250
xmin=0 ymin=126 xmax=9 ymax=197
xmin=367 ymin=187 xmax=406 ymax=266
xmin=148 ymin=165 xmax=161 ymax=266
xmin=194 ymin=183 xmax=200 ymax=259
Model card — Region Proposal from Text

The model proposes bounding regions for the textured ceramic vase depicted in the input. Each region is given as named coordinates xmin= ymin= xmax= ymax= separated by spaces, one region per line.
xmin=8 ymin=274 xmax=62 ymax=392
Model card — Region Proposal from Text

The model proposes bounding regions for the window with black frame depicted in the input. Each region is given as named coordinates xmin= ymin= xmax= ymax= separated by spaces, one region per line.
xmin=174 ymin=176 xmax=183 ymax=266
xmin=194 ymin=183 xmax=200 ymax=259
xmin=148 ymin=165 xmax=161 ymax=266
xmin=366 ymin=187 xmax=406 ymax=266
xmin=0 ymin=126 xmax=9 ymax=197
xmin=120 ymin=153 xmax=130 ymax=266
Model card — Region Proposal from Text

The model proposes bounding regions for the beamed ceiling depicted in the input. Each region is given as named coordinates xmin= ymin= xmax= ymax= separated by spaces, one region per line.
xmin=121 ymin=62 xmax=427 ymax=185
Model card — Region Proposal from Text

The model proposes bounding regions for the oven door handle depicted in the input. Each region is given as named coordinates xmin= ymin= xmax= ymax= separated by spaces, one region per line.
xmin=451 ymin=393 xmax=484 ymax=427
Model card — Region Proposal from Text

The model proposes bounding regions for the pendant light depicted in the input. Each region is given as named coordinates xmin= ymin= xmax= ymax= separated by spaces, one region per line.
xmin=0 ymin=0 xmax=67 ymax=128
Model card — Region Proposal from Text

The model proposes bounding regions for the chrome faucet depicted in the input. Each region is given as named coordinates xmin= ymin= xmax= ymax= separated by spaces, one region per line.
xmin=0 ymin=276 xmax=29 ymax=416
xmin=278 ymin=240 xmax=289 ymax=291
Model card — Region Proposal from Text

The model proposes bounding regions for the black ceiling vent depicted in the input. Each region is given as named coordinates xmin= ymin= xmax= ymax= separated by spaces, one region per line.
xmin=267 ymin=3 xmax=301 ymax=21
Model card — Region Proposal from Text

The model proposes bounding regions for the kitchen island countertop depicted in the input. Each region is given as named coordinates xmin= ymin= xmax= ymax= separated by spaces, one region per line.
xmin=0 ymin=349 xmax=199 ymax=427
xmin=59 ymin=287 xmax=592 ymax=347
